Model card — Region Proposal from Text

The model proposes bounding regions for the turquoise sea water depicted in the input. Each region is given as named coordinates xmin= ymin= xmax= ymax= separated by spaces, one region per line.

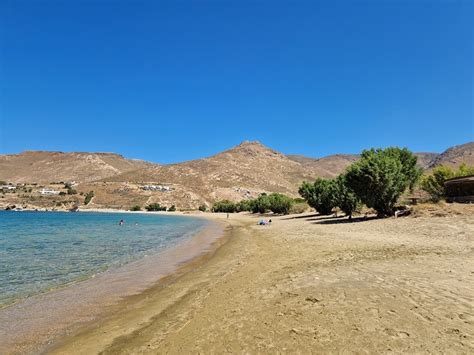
xmin=0 ymin=211 xmax=207 ymax=308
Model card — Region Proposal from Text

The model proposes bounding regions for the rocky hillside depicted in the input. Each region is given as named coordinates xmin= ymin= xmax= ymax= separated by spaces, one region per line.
xmin=100 ymin=141 xmax=323 ymax=208
xmin=1 ymin=141 xmax=472 ymax=210
xmin=0 ymin=151 xmax=153 ymax=183
xmin=286 ymin=154 xmax=359 ymax=178
xmin=426 ymin=142 xmax=474 ymax=169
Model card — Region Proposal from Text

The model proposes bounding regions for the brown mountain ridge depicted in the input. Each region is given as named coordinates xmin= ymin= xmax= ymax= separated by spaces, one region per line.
xmin=0 ymin=141 xmax=472 ymax=209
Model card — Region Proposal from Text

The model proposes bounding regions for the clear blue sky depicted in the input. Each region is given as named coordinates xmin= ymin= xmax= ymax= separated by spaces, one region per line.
xmin=1 ymin=0 xmax=472 ymax=163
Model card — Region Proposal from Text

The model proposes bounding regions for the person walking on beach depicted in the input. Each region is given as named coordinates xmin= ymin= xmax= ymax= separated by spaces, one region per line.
xmin=227 ymin=213 xmax=229 ymax=219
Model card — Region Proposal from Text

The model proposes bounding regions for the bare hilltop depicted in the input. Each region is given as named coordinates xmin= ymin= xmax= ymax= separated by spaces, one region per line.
xmin=0 ymin=141 xmax=472 ymax=210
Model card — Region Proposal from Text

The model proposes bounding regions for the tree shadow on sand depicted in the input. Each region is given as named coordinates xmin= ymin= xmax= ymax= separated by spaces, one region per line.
xmin=312 ymin=215 xmax=379 ymax=225
xmin=281 ymin=213 xmax=320 ymax=220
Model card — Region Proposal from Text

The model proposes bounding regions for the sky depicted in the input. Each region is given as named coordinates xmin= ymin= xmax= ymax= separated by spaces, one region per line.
xmin=1 ymin=0 xmax=472 ymax=163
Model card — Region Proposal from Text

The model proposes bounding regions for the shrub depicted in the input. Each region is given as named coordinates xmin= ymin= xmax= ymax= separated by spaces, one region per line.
xmin=67 ymin=188 xmax=77 ymax=195
xmin=299 ymin=179 xmax=337 ymax=215
xmin=293 ymin=197 xmax=306 ymax=204
xmin=168 ymin=205 xmax=176 ymax=212
xmin=237 ymin=199 xmax=252 ymax=212
xmin=130 ymin=205 xmax=142 ymax=211
xmin=59 ymin=191 xmax=67 ymax=196
xmin=420 ymin=166 xmax=454 ymax=202
xmin=145 ymin=203 xmax=167 ymax=211
xmin=84 ymin=191 xmax=95 ymax=205
xmin=266 ymin=193 xmax=293 ymax=214
xmin=250 ymin=194 xmax=271 ymax=214
xmin=289 ymin=201 xmax=309 ymax=214
xmin=345 ymin=147 xmax=420 ymax=216
xmin=212 ymin=200 xmax=237 ymax=213
xmin=198 ymin=204 xmax=207 ymax=212
xmin=421 ymin=163 xmax=474 ymax=202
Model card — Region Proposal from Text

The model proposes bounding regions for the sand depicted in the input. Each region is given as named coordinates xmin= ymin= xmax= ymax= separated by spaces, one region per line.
xmin=45 ymin=206 xmax=474 ymax=354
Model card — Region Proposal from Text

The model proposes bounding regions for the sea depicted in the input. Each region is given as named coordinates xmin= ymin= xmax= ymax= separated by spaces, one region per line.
xmin=0 ymin=211 xmax=209 ymax=308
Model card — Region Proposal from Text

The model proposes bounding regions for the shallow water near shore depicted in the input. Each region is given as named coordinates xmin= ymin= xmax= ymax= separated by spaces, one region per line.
xmin=0 ymin=211 xmax=208 ymax=308
xmin=0 ymin=211 xmax=225 ymax=354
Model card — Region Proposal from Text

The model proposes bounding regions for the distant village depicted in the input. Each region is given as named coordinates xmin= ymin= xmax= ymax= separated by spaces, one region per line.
xmin=0 ymin=180 xmax=181 ymax=212
xmin=1 ymin=181 xmax=78 ymax=196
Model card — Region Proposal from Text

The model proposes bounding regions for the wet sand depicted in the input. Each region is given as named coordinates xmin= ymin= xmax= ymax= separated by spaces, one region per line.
xmin=48 ymin=207 xmax=473 ymax=354
xmin=0 ymin=216 xmax=226 ymax=354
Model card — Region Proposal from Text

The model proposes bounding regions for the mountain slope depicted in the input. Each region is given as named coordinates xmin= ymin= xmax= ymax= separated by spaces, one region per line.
xmin=427 ymin=142 xmax=474 ymax=169
xmin=103 ymin=141 xmax=322 ymax=206
xmin=287 ymin=154 xmax=359 ymax=177
xmin=0 ymin=151 xmax=153 ymax=183
xmin=1 ymin=141 xmax=472 ymax=210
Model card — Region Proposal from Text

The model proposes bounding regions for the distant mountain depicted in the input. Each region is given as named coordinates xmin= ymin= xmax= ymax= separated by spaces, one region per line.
xmin=102 ymin=141 xmax=322 ymax=207
xmin=426 ymin=142 xmax=474 ymax=169
xmin=414 ymin=153 xmax=440 ymax=169
xmin=287 ymin=154 xmax=359 ymax=178
xmin=289 ymin=152 xmax=441 ymax=171
xmin=1 ymin=141 xmax=472 ymax=209
xmin=0 ymin=151 xmax=153 ymax=183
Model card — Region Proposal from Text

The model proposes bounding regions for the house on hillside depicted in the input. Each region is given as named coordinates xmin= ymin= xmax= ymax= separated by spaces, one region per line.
xmin=39 ymin=188 xmax=61 ymax=196
xmin=140 ymin=185 xmax=172 ymax=192
xmin=0 ymin=185 xmax=16 ymax=192
xmin=444 ymin=175 xmax=474 ymax=203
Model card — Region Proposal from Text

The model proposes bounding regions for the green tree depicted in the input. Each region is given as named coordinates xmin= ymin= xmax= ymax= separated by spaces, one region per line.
xmin=145 ymin=203 xmax=167 ymax=211
xmin=168 ymin=205 xmax=176 ymax=212
xmin=385 ymin=147 xmax=422 ymax=191
xmin=299 ymin=178 xmax=337 ymax=215
xmin=250 ymin=194 xmax=271 ymax=214
xmin=212 ymin=200 xmax=237 ymax=213
xmin=457 ymin=163 xmax=474 ymax=177
xmin=84 ymin=191 xmax=95 ymax=205
xmin=266 ymin=193 xmax=293 ymax=215
xmin=345 ymin=147 xmax=420 ymax=216
xmin=198 ymin=204 xmax=207 ymax=212
xmin=130 ymin=205 xmax=142 ymax=211
xmin=237 ymin=199 xmax=252 ymax=212
xmin=335 ymin=174 xmax=360 ymax=220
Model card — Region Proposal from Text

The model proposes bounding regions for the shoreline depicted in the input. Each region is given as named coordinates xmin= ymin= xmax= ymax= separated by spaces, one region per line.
xmin=0 ymin=212 xmax=229 ymax=354
xmin=49 ymin=209 xmax=473 ymax=354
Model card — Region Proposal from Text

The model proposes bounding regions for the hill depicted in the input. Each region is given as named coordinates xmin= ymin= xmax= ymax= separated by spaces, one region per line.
xmin=0 ymin=151 xmax=153 ymax=184
xmin=1 ymin=141 xmax=472 ymax=210
xmin=286 ymin=154 xmax=359 ymax=178
xmin=426 ymin=142 xmax=474 ymax=169
xmin=99 ymin=141 xmax=323 ymax=208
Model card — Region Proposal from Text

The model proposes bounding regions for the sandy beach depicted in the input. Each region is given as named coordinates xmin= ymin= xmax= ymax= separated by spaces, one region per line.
xmin=41 ymin=205 xmax=474 ymax=354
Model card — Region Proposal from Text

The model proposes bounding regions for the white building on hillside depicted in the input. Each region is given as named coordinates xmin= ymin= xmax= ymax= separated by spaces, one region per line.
xmin=39 ymin=188 xmax=60 ymax=195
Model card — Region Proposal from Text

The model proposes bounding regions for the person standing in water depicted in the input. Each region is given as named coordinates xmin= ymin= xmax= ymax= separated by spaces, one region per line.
xmin=119 ymin=219 xmax=125 ymax=226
